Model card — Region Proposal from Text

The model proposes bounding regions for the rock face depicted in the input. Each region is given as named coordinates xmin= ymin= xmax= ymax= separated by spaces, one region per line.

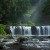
xmin=40 ymin=26 xmax=43 ymax=35
xmin=4 ymin=27 xmax=11 ymax=34
xmin=31 ymin=26 xmax=38 ymax=35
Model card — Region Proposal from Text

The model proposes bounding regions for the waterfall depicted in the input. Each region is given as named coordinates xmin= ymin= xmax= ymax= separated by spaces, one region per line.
xmin=10 ymin=26 xmax=32 ymax=36
xmin=36 ymin=26 xmax=41 ymax=35
xmin=10 ymin=26 xmax=50 ymax=36
xmin=23 ymin=26 xmax=28 ymax=35
xmin=42 ymin=26 xmax=46 ymax=35
xmin=46 ymin=26 xmax=50 ymax=35
xmin=10 ymin=26 xmax=16 ymax=36
xmin=22 ymin=26 xmax=32 ymax=35
xmin=28 ymin=27 xmax=32 ymax=35
xmin=19 ymin=26 xmax=22 ymax=35
xmin=36 ymin=26 xmax=50 ymax=35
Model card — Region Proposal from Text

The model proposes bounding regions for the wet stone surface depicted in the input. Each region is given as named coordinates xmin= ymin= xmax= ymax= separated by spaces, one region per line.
xmin=0 ymin=38 xmax=50 ymax=50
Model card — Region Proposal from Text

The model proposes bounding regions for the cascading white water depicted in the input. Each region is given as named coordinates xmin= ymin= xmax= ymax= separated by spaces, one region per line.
xmin=41 ymin=26 xmax=50 ymax=35
xmin=46 ymin=26 xmax=50 ymax=35
xmin=22 ymin=26 xmax=32 ymax=35
xmin=36 ymin=26 xmax=41 ymax=35
xmin=10 ymin=26 xmax=16 ymax=36
xmin=42 ymin=26 xmax=46 ymax=35
xmin=23 ymin=26 xmax=28 ymax=35
xmin=28 ymin=27 xmax=32 ymax=35
xmin=19 ymin=26 xmax=22 ymax=35
xmin=10 ymin=26 xmax=32 ymax=36
xmin=10 ymin=26 xmax=50 ymax=36
xmin=36 ymin=26 xmax=50 ymax=35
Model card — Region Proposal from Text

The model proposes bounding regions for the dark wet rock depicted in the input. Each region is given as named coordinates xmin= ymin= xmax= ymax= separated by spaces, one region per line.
xmin=2 ymin=40 xmax=7 ymax=42
xmin=40 ymin=26 xmax=43 ymax=35
xmin=38 ymin=36 xmax=45 ymax=41
xmin=45 ymin=26 xmax=48 ymax=35
xmin=17 ymin=37 xmax=28 ymax=43
xmin=0 ymin=45 xmax=3 ymax=49
xmin=48 ymin=36 xmax=50 ymax=38
xmin=31 ymin=26 xmax=38 ymax=35
xmin=13 ymin=42 xmax=19 ymax=45
xmin=4 ymin=27 xmax=11 ymax=34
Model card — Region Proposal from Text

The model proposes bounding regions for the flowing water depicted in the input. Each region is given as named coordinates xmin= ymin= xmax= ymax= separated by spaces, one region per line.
xmin=10 ymin=26 xmax=50 ymax=36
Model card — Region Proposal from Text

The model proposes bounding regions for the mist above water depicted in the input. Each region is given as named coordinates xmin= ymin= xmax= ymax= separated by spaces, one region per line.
xmin=22 ymin=0 xmax=48 ymax=25
xmin=32 ymin=0 xmax=49 ymax=25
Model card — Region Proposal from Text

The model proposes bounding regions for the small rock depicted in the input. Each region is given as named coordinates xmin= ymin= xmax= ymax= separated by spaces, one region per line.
xmin=0 ymin=45 xmax=3 ymax=49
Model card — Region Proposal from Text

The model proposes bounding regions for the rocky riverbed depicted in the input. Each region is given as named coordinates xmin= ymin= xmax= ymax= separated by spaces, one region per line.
xmin=0 ymin=38 xmax=50 ymax=50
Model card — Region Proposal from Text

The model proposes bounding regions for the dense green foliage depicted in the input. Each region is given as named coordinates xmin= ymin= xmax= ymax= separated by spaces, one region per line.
xmin=0 ymin=0 xmax=31 ymax=25
xmin=0 ymin=24 xmax=6 ymax=35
